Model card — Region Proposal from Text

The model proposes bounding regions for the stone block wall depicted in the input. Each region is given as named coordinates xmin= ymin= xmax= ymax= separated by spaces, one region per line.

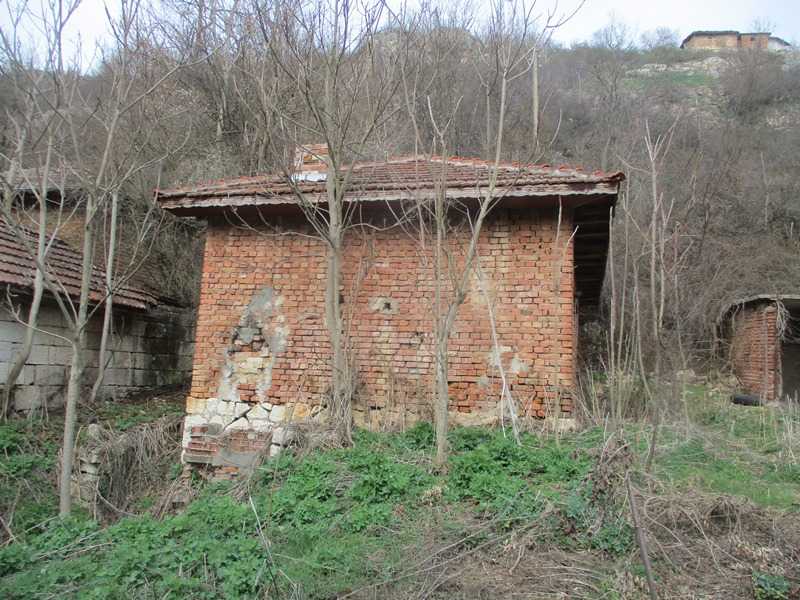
xmin=185 ymin=206 xmax=577 ymax=470
xmin=1 ymin=301 xmax=195 ymax=412
xmin=730 ymin=302 xmax=782 ymax=401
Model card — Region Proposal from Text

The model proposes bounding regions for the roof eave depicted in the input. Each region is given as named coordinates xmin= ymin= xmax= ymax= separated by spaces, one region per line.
xmin=159 ymin=180 xmax=623 ymax=215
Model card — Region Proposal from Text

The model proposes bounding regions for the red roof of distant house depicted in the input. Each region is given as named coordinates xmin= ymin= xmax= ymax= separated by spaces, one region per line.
xmin=155 ymin=155 xmax=624 ymax=214
xmin=0 ymin=218 xmax=160 ymax=311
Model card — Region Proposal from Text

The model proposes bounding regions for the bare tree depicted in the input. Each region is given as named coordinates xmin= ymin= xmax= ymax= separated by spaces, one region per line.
xmin=237 ymin=0 xmax=412 ymax=444
xmin=404 ymin=0 xmax=576 ymax=465
xmin=0 ymin=0 xmax=188 ymax=515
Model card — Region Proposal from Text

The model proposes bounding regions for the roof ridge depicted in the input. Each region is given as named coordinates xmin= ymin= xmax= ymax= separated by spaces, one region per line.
xmin=157 ymin=154 xmax=622 ymax=198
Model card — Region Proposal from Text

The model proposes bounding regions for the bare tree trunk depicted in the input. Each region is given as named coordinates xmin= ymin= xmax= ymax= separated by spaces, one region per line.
xmin=59 ymin=193 xmax=95 ymax=516
xmin=2 ymin=144 xmax=52 ymax=418
xmin=325 ymin=161 xmax=352 ymax=443
xmin=531 ymin=47 xmax=539 ymax=151
xmin=485 ymin=92 xmax=492 ymax=160
xmin=59 ymin=338 xmax=83 ymax=515
xmin=89 ymin=190 xmax=120 ymax=405
xmin=433 ymin=187 xmax=448 ymax=467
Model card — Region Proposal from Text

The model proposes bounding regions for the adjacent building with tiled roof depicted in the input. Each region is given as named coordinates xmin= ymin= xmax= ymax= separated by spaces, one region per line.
xmin=0 ymin=218 xmax=160 ymax=311
xmin=1 ymin=197 xmax=195 ymax=413
xmin=155 ymin=146 xmax=624 ymax=472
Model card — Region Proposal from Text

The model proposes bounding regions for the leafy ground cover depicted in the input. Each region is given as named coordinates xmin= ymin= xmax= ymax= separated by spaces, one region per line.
xmin=0 ymin=384 xmax=798 ymax=599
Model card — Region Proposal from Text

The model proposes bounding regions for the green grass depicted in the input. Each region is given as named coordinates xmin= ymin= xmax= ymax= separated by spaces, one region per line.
xmin=2 ymin=384 xmax=799 ymax=597
xmin=0 ymin=420 xmax=61 ymax=537
xmin=0 ymin=424 xmax=627 ymax=599
xmin=0 ymin=393 xmax=186 ymax=550
xmin=654 ymin=385 xmax=800 ymax=510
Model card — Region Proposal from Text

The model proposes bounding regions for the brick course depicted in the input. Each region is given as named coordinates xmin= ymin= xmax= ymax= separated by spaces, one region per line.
xmin=189 ymin=206 xmax=577 ymax=430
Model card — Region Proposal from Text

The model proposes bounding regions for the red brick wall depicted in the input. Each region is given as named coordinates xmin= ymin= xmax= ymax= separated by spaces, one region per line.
xmin=731 ymin=303 xmax=781 ymax=401
xmin=189 ymin=207 xmax=577 ymax=426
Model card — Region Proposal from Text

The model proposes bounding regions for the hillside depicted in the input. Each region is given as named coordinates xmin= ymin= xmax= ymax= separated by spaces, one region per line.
xmin=2 ymin=4 xmax=800 ymax=598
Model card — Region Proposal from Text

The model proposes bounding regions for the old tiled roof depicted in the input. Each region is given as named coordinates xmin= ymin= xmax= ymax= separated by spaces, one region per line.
xmin=156 ymin=155 xmax=624 ymax=213
xmin=0 ymin=218 xmax=160 ymax=311
xmin=157 ymin=154 xmax=623 ymax=307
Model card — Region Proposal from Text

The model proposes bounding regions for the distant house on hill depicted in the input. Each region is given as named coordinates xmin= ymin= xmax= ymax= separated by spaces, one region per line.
xmin=156 ymin=145 xmax=624 ymax=473
xmin=680 ymin=31 xmax=792 ymax=51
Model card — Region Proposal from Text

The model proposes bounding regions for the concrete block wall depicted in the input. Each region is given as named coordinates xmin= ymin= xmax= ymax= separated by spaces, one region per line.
xmin=1 ymin=300 xmax=195 ymax=412
xmin=184 ymin=206 xmax=577 ymax=472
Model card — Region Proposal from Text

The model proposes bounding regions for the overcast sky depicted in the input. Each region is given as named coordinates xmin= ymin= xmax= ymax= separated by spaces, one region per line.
xmin=549 ymin=0 xmax=798 ymax=46
xmin=2 ymin=0 xmax=798 ymax=69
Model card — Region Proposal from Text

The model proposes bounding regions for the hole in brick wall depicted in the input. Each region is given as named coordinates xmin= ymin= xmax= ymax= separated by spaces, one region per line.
xmin=370 ymin=296 xmax=399 ymax=315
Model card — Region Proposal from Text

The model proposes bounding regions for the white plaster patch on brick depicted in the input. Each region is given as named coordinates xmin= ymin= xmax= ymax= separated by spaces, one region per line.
xmin=216 ymin=358 xmax=241 ymax=403
xmin=369 ymin=297 xmax=399 ymax=315
xmin=487 ymin=346 xmax=513 ymax=368
xmin=510 ymin=355 xmax=530 ymax=375
xmin=269 ymin=404 xmax=287 ymax=422
xmin=237 ymin=356 xmax=263 ymax=374
xmin=271 ymin=325 xmax=289 ymax=353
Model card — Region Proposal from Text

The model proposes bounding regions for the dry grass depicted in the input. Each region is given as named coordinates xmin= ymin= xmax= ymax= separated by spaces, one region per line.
xmin=77 ymin=414 xmax=182 ymax=521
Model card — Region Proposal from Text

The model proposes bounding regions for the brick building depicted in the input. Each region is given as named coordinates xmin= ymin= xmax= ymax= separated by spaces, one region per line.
xmin=680 ymin=31 xmax=792 ymax=51
xmin=723 ymin=295 xmax=800 ymax=402
xmin=157 ymin=149 xmax=624 ymax=469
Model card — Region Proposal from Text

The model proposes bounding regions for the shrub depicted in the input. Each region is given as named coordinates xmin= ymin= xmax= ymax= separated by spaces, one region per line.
xmin=753 ymin=571 xmax=791 ymax=600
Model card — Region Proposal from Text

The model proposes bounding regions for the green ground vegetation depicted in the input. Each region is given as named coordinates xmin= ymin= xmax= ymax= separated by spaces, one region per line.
xmin=0 ymin=384 xmax=798 ymax=598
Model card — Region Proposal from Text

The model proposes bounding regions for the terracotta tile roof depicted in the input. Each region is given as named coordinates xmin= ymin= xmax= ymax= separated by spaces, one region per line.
xmin=0 ymin=218 xmax=160 ymax=311
xmin=156 ymin=155 xmax=624 ymax=212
